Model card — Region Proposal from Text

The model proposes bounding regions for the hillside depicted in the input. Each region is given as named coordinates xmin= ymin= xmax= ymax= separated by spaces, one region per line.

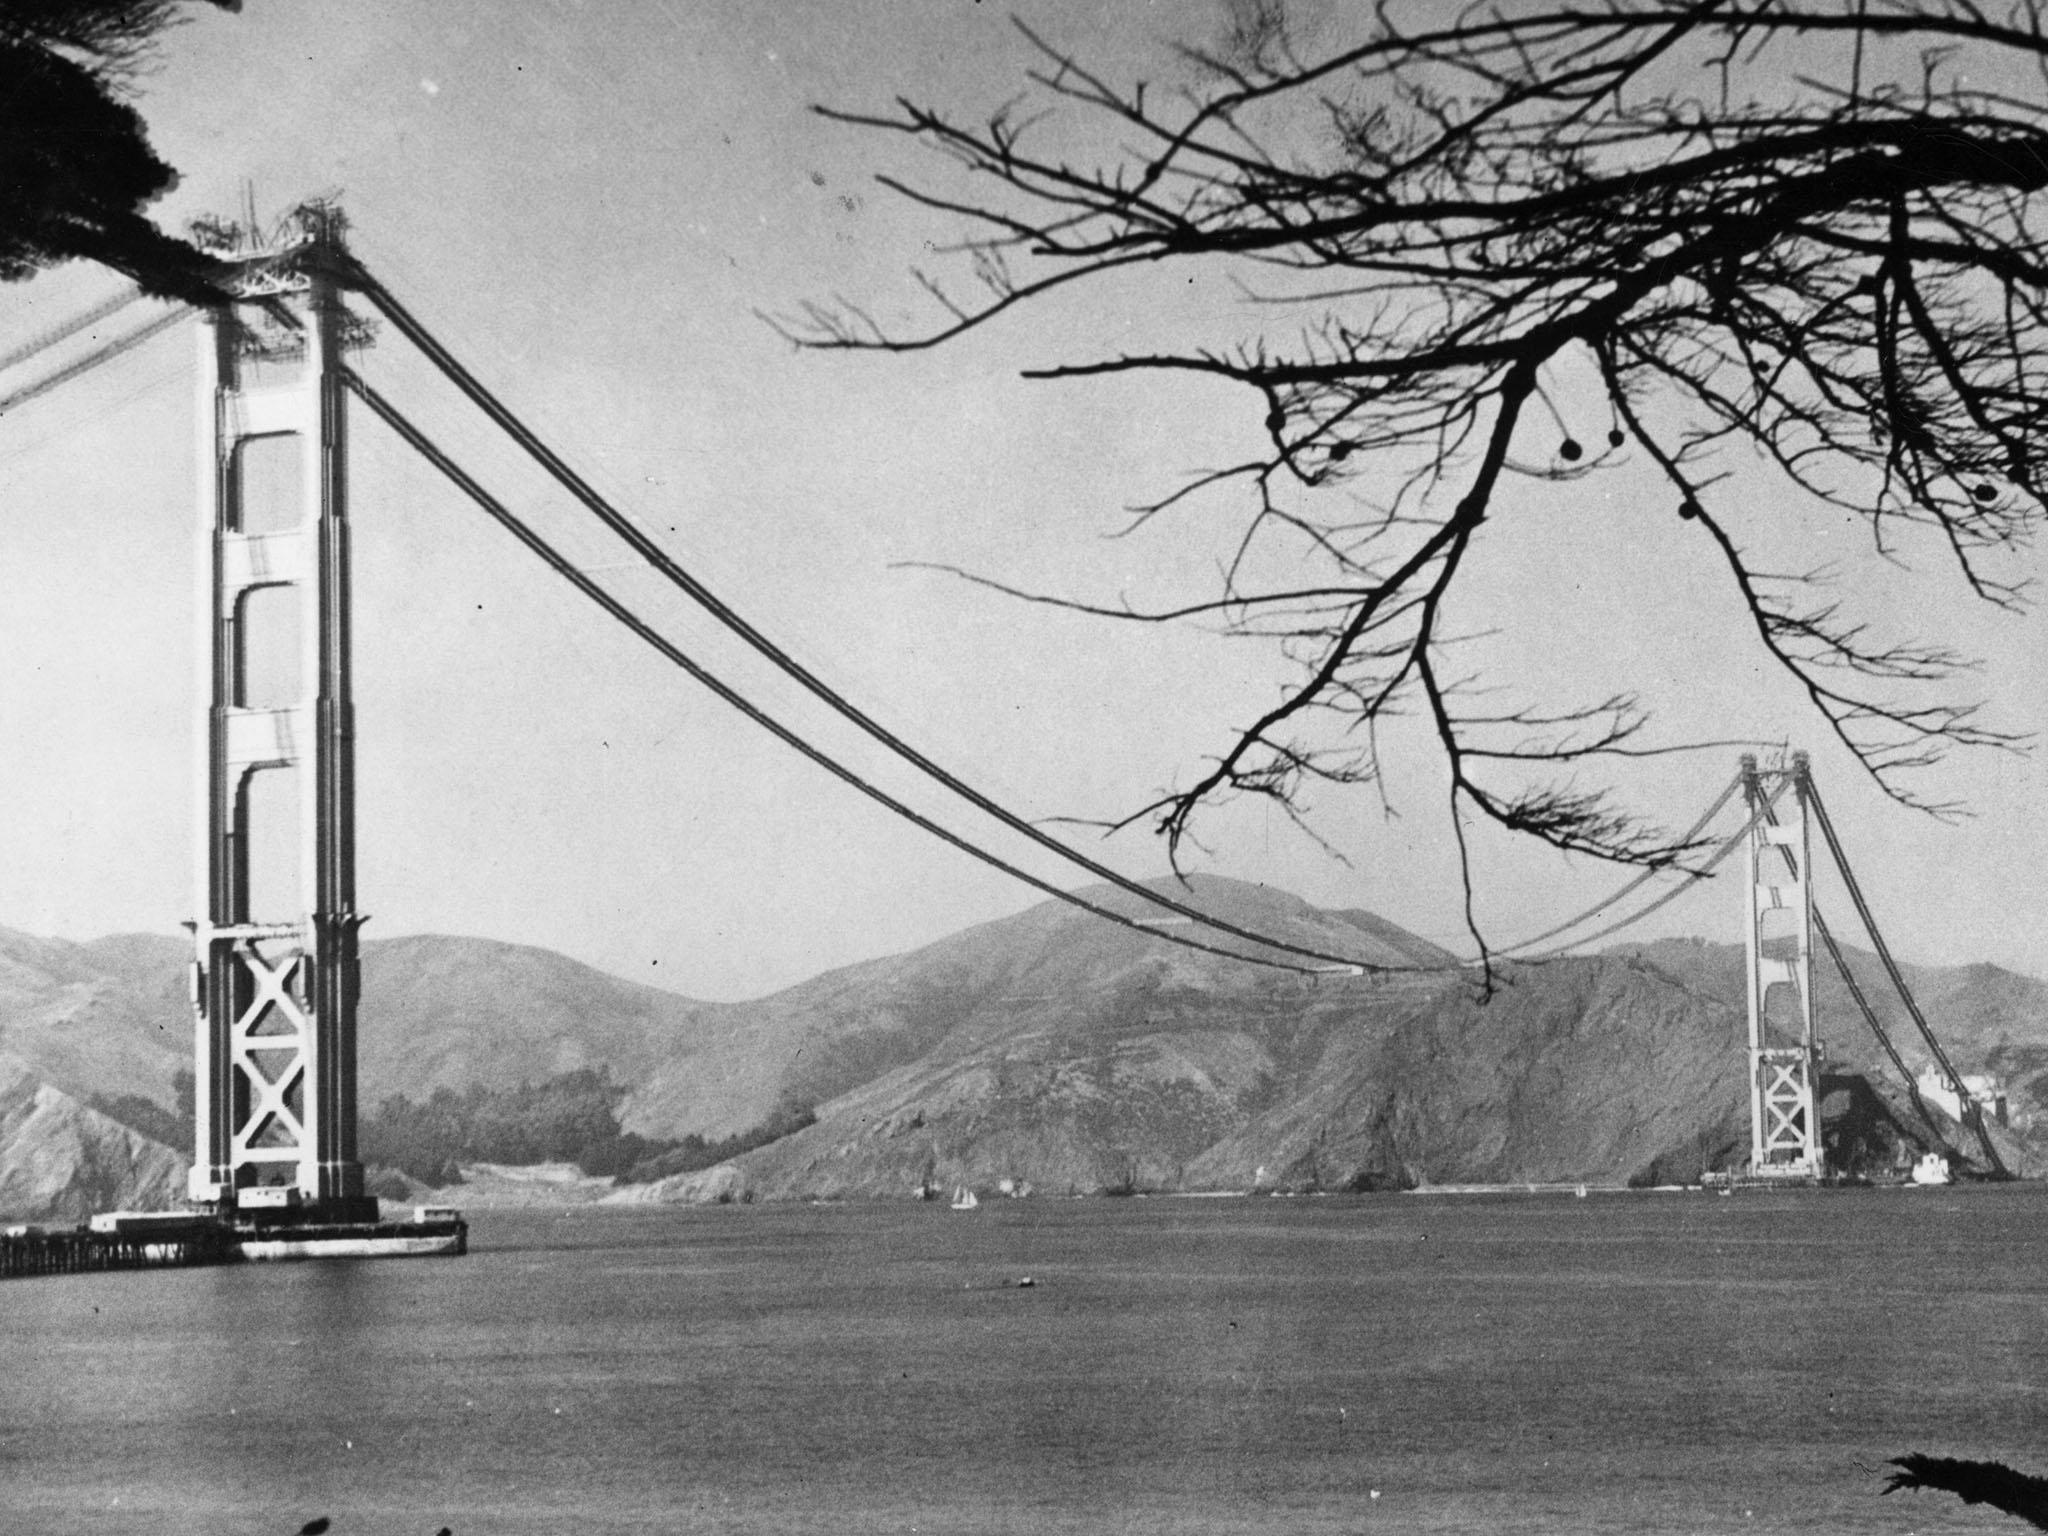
xmin=1617 ymin=937 xmax=2048 ymax=1108
xmin=0 ymin=929 xmax=190 ymax=1110
xmin=0 ymin=878 xmax=2042 ymax=1213
xmin=352 ymin=935 xmax=721 ymax=1105
xmin=0 ymin=1054 xmax=184 ymax=1221
xmin=622 ymin=884 xmax=2048 ymax=1202
xmin=0 ymin=927 xmax=725 ymax=1119
xmin=0 ymin=927 xmax=735 ymax=1218
xmin=621 ymin=875 xmax=1457 ymax=1141
xmin=625 ymin=943 xmax=1758 ymax=1203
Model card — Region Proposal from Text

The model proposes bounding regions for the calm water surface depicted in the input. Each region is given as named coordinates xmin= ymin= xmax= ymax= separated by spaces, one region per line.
xmin=2 ymin=1186 xmax=2044 ymax=1534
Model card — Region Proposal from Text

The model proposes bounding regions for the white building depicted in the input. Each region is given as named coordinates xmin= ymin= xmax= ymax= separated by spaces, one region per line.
xmin=1916 ymin=1066 xmax=2007 ymax=1126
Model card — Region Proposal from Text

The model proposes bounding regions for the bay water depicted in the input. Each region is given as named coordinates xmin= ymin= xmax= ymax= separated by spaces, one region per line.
xmin=3 ymin=1184 xmax=2045 ymax=1534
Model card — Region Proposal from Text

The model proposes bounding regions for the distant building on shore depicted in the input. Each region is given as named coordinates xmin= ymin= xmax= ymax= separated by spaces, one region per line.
xmin=1916 ymin=1066 xmax=2007 ymax=1126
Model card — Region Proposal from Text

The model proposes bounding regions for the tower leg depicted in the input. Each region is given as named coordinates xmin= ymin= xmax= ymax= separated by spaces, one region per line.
xmin=188 ymin=219 xmax=370 ymax=1223
xmin=1741 ymin=752 xmax=1825 ymax=1181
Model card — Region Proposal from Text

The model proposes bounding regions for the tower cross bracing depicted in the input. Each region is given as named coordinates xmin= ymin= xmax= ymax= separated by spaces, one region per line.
xmin=186 ymin=214 xmax=371 ymax=1221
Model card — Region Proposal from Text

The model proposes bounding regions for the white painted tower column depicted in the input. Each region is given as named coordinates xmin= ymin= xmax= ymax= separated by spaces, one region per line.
xmin=187 ymin=212 xmax=371 ymax=1222
xmin=1742 ymin=752 xmax=1825 ymax=1181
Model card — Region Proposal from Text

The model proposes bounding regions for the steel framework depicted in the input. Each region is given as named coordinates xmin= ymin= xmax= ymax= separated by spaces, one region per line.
xmin=1742 ymin=752 xmax=1825 ymax=1180
xmin=186 ymin=213 xmax=372 ymax=1221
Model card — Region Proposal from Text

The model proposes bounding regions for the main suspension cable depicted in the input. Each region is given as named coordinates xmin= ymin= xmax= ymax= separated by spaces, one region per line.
xmin=1507 ymin=779 xmax=1769 ymax=963
xmin=344 ymin=265 xmax=1445 ymax=976
xmin=0 ymin=287 xmax=142 ymax=376
xmin=1811 ymin=905 xmax=1948 ymax=1139
xmin=1494 ymin=772 xmax=1744 ymax=956
xmin=345 ymin=370 xmax=1327 ymax=979
xmin=1805 ymin=777 xmax=2005 ymax=1175
xmin=1805 ymin=780 xmax=1970 ymax=1091
xmin=1751 ymin=790 xmax=1945 ymax=1138
xmin=0 ymin=305 xmax=189 ymax=418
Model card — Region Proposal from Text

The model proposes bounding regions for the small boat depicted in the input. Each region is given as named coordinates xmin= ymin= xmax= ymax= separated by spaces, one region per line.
xmin=950 ymin=1186 xmax=979 ymax=1211
xmin=1909 ymin=1153 xmax=1952 ymax=1187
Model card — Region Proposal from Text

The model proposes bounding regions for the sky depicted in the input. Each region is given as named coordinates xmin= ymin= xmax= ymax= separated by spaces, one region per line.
xmin=0 ymin=1 xmax=2042 ymax=1003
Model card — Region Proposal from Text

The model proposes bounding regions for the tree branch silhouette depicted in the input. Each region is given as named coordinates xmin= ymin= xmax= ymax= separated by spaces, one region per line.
xmin=0 ymin=1 xmax=236 ymax=302
xmin=781 ymin=1 xmax=2043 ymax=951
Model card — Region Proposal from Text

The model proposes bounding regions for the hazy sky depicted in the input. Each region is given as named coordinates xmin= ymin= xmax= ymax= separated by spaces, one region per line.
xmin=0 ymin=1 xmax=2042 ymax=1001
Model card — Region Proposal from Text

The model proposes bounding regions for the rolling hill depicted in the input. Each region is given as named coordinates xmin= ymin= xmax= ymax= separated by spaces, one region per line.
xmin=0 ymin=875 xmax=2042 ymax=1216
xmin=0 ymin=928 xmax=723 ymax=1117
xmin=619 ymin=875 xmax=1458 ymax=1141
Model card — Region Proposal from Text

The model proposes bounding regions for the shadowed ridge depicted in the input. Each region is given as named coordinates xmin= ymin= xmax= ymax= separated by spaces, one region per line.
xmin=624 ymin=875 xmax=1455 ymax=1143
xmin=0 ymin=1052 xmax=185 ymax=1221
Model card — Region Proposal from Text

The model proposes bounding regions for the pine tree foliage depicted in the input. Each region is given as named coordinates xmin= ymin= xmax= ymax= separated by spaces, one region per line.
xmin=0 ymin=0 xmax=234 ymax=299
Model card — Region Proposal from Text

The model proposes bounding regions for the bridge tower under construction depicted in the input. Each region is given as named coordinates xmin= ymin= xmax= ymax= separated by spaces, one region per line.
xmin=186 ymin=210 xmax=374 ymax=1222
xmin=1741 ymin=752 xmax=1825 ymax=1181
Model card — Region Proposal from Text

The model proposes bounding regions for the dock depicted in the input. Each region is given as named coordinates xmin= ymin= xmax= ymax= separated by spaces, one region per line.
xmin=0 ymin=1220 xmax=238 ymax=1279
xmin=0 ymin=1205 xmax=466 ymax=1282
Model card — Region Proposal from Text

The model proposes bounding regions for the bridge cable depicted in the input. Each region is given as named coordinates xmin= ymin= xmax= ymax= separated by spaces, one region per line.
xmin=1811 ymin=909 xmax=1952 ymax=1142
xmin=0 ymin=287 xmax=142 ymax=377
xmin=1804 ymin=779 xmax=2007 ymax=1174
xmin=1749 ymin=793 xmax=1951 ymax=1141
xmin=343 ymin=370 xmax=1327 ymax=979
xmin=1493 ymin=772 xmax=1744 ymax=957
xmin=0 ymin=283 xmax=1776 ymax=984
xmin=0 ymin=305 xmax=189 ymax=418
xmin=1507 ymin=782 xmax=1764 ymax=963
xmin=1545 ymin=780 xmax=1959 ymax=1159
xmin=1806 ymin=783 xmax=1974 ymax=1095
xmin=344 ymin=266 xmax=1442 ymax=976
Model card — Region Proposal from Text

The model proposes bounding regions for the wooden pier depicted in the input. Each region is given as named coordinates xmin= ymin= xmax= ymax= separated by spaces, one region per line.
xmin=0 ymin=1203 xmax=465 ymax=1281
xmin=0 ymin=1222 xmax=238 ymax=1279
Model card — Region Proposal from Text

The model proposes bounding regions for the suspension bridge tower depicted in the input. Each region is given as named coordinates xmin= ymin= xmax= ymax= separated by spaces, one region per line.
xmin=185 ymin=209 xmax=376 ymax=1223
xmin=1741 ymin=752 xmax=1825 ymax=1181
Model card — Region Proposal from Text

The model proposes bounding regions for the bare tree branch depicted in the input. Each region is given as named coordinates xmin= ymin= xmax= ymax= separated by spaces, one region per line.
xmin=793 ymin=1 xmax=2046 ymax=945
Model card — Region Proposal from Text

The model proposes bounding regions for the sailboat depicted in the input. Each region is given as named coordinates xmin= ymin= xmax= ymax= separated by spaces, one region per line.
xmin=950 ymin=1186 xmax=980 ymax=1211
